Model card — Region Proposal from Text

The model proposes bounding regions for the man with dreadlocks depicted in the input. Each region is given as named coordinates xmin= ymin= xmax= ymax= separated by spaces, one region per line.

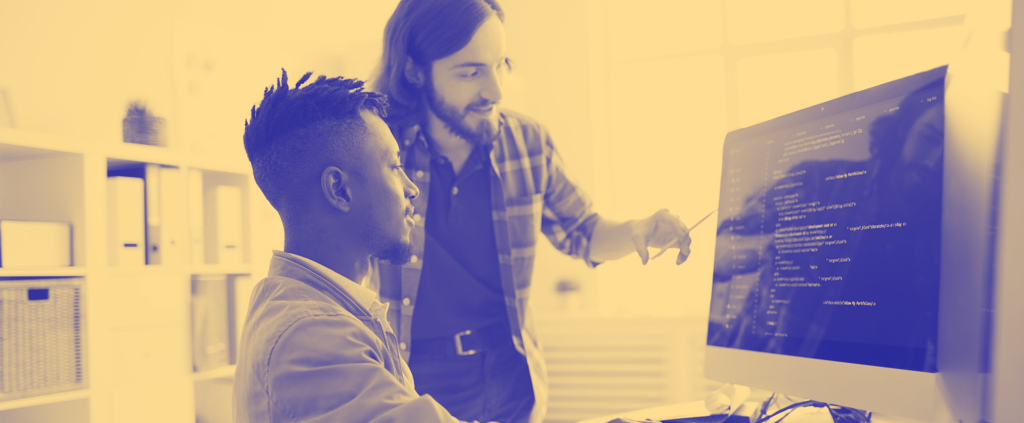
xmin=233 ymin=69 xmax=484 ymax=422
xmin=369 ymin=1 xmax=695 ymax=422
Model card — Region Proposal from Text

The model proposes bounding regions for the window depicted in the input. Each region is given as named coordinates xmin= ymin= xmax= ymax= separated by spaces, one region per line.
xmin=591 ymin=0 xmax=968 ymax=318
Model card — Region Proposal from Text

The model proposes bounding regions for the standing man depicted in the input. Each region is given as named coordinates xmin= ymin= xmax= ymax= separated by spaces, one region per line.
xmin=371 ymin=1 xmax=693 ymax=422
xmin=235 ymin=69 xmax=477 ymax=422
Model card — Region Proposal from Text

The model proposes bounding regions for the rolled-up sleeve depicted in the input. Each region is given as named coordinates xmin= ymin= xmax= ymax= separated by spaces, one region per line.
xmin=538 ymin=127 xmax=602 ymax=268
xmin=267 ymin=314 xmax=460 ymax=423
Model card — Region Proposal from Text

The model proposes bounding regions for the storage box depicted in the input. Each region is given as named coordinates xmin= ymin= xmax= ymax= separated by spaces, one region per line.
xmin=0 ymin=278 xmax=87 ymax=401
xmin=0 ymin=220 xmax=72 ymax=267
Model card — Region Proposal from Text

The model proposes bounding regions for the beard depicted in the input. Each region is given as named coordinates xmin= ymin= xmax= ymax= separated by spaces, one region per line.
xmin=375 ymin=240 xmax=415 ymax=265
xmin=365 ymin=218 xmax=415 ymax=265
xmin=424 ymin=80 xmax=499 ymax=146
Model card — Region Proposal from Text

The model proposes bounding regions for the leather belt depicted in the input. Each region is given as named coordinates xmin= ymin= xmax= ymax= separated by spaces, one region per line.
xmin=411 ymin=322 xmax=512 ymax=357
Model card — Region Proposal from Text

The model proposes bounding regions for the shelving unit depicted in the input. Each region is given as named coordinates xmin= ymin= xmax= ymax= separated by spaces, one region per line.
xmin=0 ymin=266 xmax=88 ymax=278
xmin=0 ymin=390 xmax=91 ymax=412
xmin=192 ymin=365 xmax=237 ymax=382
xmin=0 ymin=126 xmax=269 ymax=423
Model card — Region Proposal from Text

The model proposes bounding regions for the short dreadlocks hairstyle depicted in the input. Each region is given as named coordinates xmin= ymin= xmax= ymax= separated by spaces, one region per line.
xmin=243 ymin=69 xmax=389 ymax=216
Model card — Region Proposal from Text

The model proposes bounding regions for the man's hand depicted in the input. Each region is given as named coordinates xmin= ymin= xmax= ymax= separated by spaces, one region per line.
xmin=631 ymin=209 xmax=692 ymax=265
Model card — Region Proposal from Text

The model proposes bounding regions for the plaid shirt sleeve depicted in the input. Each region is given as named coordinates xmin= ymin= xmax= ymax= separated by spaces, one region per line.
xmin=535 ymin=124 xmax=603 ymax=268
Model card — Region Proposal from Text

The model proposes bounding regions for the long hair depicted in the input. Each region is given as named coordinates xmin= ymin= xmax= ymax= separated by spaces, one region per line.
xmin=867 ymin=76 xmax=945 ymax=182
xmin=372 ymin=0 xmax=504 ymax=128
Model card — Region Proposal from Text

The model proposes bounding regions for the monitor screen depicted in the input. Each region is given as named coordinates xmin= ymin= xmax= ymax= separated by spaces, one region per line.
xmin=707 ymin=66 xmax=946 ymax=373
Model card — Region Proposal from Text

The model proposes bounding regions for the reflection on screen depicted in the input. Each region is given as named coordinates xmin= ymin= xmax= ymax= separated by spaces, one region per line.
xmin=708 ymin=67 xmax=945 ymax=372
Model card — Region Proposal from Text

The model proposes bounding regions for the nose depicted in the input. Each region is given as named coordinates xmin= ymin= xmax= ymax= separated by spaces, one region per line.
xmin=481 ymin=67 xmax=504 ymax=105
xmin=402 ymin=168 xmax=420 ymax=201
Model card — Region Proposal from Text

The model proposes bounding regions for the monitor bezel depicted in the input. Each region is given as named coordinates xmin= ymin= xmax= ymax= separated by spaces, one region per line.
xmin=705 ymin=66 xmax=948 ymax=422
xmin=705 ymin=345 xmax=937 ymax=420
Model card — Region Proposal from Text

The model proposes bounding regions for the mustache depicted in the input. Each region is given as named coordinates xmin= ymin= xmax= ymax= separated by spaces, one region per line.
xmin=465 ymin=99 xmax=496 ymax=111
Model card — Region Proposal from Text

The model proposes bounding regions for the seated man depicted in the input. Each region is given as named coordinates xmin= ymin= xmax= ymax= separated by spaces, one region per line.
xmin=233 ymin=69 xmax=479 ymax=422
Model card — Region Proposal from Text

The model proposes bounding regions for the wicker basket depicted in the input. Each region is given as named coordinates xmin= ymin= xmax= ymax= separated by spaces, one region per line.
xmin=0 ymin=278 xmax=87 ymax=401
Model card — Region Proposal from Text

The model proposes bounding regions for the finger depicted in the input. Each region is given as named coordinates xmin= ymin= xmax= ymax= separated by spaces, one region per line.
xmin=632 ymin=231 xmax=650 ymax=265
xmin=676 ymin=229 xmax=693 ymax=265
xmin=650 ymin=245 xmax=672 ymax=261
xmin=659 ymin=209 xmax=690 ymax=245
xmin=676 ymin=242 xmax=691 ymax=265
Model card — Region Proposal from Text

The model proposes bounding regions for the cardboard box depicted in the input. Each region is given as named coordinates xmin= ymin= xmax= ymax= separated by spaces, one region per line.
xmin=0 ymin=220 xmax=72 ymax=267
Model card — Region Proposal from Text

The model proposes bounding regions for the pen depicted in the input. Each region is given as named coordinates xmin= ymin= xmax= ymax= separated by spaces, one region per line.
xmin=650 ymin=208 xmax=718 ymax=261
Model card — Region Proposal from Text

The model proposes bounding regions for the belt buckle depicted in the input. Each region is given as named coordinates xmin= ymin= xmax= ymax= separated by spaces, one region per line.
xmin=454 ymin=329 xmax=478 ymax=356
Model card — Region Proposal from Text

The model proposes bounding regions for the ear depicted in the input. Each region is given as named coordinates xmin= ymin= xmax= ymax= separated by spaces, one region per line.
xmin=322 ymin=166 xmax=353 ymax=213
xmin=404 ymin=57 xmax=425 ymax=88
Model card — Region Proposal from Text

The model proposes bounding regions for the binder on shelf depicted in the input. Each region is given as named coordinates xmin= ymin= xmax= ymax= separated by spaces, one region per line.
xmin=192 ymin=275 xmax=230 ymax=372
xmin=0 ymin=220 xmax=72 ymax=268
xmin=158 ymin=166 xmax=183 ymax=265
xmin=189 ymin=169 xmax=205 ymax=265
xmin=212 ymin=185 xmax=243 ymax=265
xmin=108 ymin=176 xmax=145 ymax=267
xmin=144 ymin=164 xmax=161 ymax=265
xmin=0 ymin=278 xmax=87 ymax=401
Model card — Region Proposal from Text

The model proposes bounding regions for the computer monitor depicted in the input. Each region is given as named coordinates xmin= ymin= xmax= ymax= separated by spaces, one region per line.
xmin=704 ymin=66 xmax=947 ymax=421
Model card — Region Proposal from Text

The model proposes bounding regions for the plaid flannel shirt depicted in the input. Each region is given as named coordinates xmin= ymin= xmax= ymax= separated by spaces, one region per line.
xmin=367 ymin=110 xmax=600 ymax=423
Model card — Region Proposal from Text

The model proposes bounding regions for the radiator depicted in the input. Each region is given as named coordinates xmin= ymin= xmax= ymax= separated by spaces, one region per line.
xmin=536 ymin=315 xmax=717 ymax=423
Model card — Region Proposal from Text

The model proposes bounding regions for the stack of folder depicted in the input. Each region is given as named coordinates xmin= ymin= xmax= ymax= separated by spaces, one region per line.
xmin=108 ymin=165 xmax=242 ymax=266
xmin=190 ymin=170 xmax=244 ymax=265
xmin=108 ymin=164 xmax=184 ymax=266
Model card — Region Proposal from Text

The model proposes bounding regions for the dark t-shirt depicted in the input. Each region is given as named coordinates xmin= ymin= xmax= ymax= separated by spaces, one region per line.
xmin=411 ymin=143 xmax=506 ymax=340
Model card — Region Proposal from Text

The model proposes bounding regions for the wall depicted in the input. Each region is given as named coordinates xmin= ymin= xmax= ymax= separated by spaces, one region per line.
xmin=582 ymin=0 xmax=970 ymax=320
xmin=2 ymin=0 xmax=975 ymax=319
xmin=991 ymin=2 xmax=1024 ymax=422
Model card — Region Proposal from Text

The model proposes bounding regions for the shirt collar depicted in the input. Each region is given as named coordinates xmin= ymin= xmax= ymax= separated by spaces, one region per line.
xmin=271 ymin=250 xmax=388 ymax=317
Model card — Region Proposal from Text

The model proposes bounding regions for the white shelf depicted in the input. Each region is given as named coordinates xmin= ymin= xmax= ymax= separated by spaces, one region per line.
xmin=106 ymin=265 xmax=183 ymax=278
xmin=193 ymin=365 xmax=236 ymax=382
xmin=105 ymin=142 xmax=183 ymax=168
xmin=187 ymin=154 xmax=251 ymax=176
xmin=189 ymin=264 xmax=253 ymax=275
xmin=0 ymin=389 xmax=89 ymax=411
xmin=1 ymin=127 xmax=250 ymax=175
xmin=0 ymin=266 xmax=87 ymax=278
xmin=104 ymin=263 xmax=253 ymax=276
xmin=0 ymin=128 xmax=86 ymax=156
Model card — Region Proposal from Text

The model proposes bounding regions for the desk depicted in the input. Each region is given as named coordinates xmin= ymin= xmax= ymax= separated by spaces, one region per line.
xmin=575 ymin=399 xmax=929 ymax=423
xmin=576 ymin=401 xmax=759 ymax=423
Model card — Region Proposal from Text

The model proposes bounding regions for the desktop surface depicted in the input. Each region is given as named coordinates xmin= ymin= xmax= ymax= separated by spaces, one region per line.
xmin=576 ymin=395 xmax=931 ymax=423
xmin=575 ymin=400 xmax=759 ymax=423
